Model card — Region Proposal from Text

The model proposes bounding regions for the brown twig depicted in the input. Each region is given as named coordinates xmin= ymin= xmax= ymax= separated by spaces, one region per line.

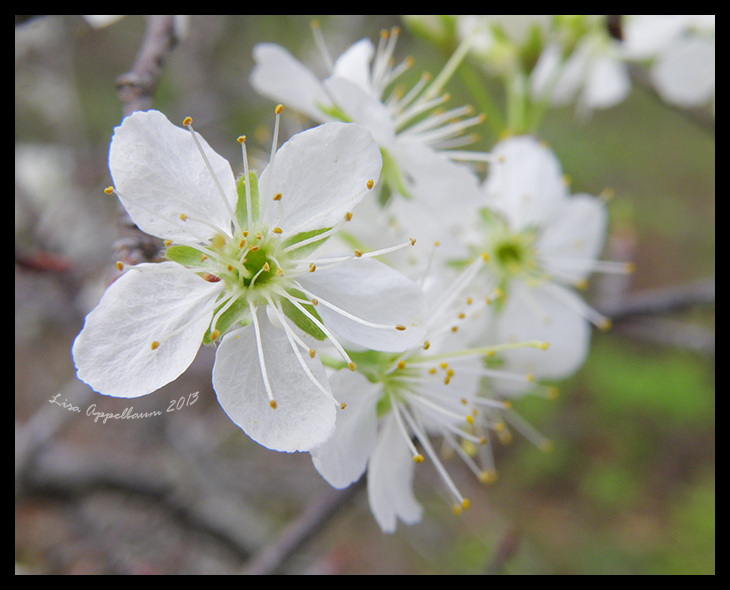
xmin=115 ymin=15 xmax=180 ymax=117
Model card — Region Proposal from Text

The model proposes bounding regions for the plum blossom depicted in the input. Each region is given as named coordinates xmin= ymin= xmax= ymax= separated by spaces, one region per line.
xmin=311 ymin=254 xmax=549 ymax=533
xmin=72 ymin=109 xmax=428 ymax=453
xmin=250 ymin=25 xmax=489 ymax=205
xmin=473 ymin=135 xmax=632 ymax=387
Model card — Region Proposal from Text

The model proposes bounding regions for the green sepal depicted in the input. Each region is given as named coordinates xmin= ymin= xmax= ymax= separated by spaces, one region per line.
xmin=281 ymin=288 xmax=327 ymax=341
xmin=236 ymin=171 xmax=260 ymax=229
xmin=165 ymin=244 xmax=206 ymax=267
xmin=281 ymin=227 xmax=331 ymax=258
xmin=203 ymin=296 xmax=250 ymax=344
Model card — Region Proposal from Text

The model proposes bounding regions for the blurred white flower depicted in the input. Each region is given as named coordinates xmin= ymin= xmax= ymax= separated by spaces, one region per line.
xmin=250 ymin=25 xmax=488 ymax=203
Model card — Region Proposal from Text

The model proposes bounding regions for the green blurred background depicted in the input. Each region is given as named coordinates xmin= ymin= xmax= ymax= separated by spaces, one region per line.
xmin=15 ymin=15 xmax=714 ymax=574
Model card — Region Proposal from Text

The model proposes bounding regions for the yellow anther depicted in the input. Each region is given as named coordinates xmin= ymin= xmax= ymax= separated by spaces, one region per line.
xmin=466 ymin=415 xmax=474 ymax=424
xmin=409 ymin=238 xmax=416 ymax=246
xmin=503 ymin=400 xmax=512 ymax=409
xmin=395 ymin=324 xmax=406 ymax=331
xmin=413 ymin=454 xmax=424 ymax=463
xmin=309 ymin=348 xmax=316 ymax=359
xmin=262 ymin=262 xmax=270 ymax=272
xmin=444 ymin=376 xmax=451 ymax=385
xmin=366 ymin=179 xmax=374 ymax=190
xmin=273 ymin=193 xmax=282 ymax=201
xmin=272 ymin=227 xmax=283 ymax=234
xmin=428 ymin=368 xmax=437 ymax=375
xmin=423 ymin=340 xmax=430 ymax=350
xmin=466 ymin=297 xmax=472 ymax=305
xmin=439 ymin=362 xmax=448 ymax=370
xmin=310 ymin=298 xmax=318 ymax=306
xmin=344 ymin=212 xmax=353 ymax=221
xmin=183 ymin=116 xmax=193 ymax=126
xmin=479 ymin=470 xmax=498 ymax=484
xmin=254 ymin=232 xmax=262 ymax=240
xmin=451 ymin=326 xmax=459 ymax=333
xmin=481 ymin=252 xmax=489 ymax=262
xmin=115 ymin=261 xmax=124 ymax=271
xmin=575 ymin=278 xmax=589 ymax=291
xmin=625 ymin=262 xmax=636 ymax=273
xmin=237 ymin=136 xmax=246 ymax=144
xmin=526 ymin=373 xmax=535 ymax=382
xmin=309 ymin=263 xmax=316 ymax=272
xmin=200 ymin=254 xmax=208 ymax=262
xmin=348 ymin=362 xmax=356 ymax=372
xmin=539 ymin=342 xmax=550 ymax=350
xmin=210 ymin=329 xmax=221 ymax=340
xmin=151 ymin=341 xmax=160 ymax=350
xmin=397 ymin=360 xmax=406 ymax=370
xmin=242 ymin=231 xmax=249 ymax=237
xmin=179 ymin=213 xmax=187 ymax=221
xmin=460 ymin=398 xmax=467 ymax=405
xmin=354 ymin=249 xmax=363 ymax=257
xmin=164 ymin=239 xmax=172 ymax=247
xmin=239 ymin=239 xmax=246 ymax=248
xmin=248 ymin=245 xmax=260 ymax=253
xmin=340 ymin=402 xmax=347 ymax=409
xmin=599 ymin=318 xmax=612 ymax=331
xmin=269 ymin=400 xmax=278 ymax=409
xmin=275 ymin=104 xmax=283 ymax=115
xmin=462 ymin=499 xmax=470 ymax=511
xmin=226 ymin=264 xmax=233 ymax=272
xmin=452 ymin=504 xmax=463 ymax=516
xmin=104 ymin=186 xmax=114 ymax=194
xmin=446 ymin=368 xmax=454 ymax=377
xmin=458 ymin=313 xmax=465 ymax=319
xmin=276 ymin=268 xmax=284 ymax=277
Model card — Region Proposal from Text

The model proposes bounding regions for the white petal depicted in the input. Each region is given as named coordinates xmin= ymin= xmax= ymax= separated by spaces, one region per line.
xmin=109 ymin=110 xmax=237 ymax=242
xmin=212 ymin=309 xmax=336 ymax=453
xmin=483 ymin=135 xmax=568 ymax=230
xmin=296 ymin=256 xmax=428 ymax=352
xmin=584 ymin=53 xmax=631 ymax=109
xmin=651 ymin=37 xmax=715 ymax=107
xmin=538 ymin=194 xmax=608 ymax=283
xmin=72 ymin=262 xmax=221 ymax=398
xmin=250 ymin=43 xmax=334 ymax=123
xmin=368 ymin=413 xmax=423 ymax=533
xmin=258 ymin=122 xmax=382 ymax=235
xmin=332 ymin=38 xmax=375 ymax=91
xmin=311 ymin=370 xmax=381 ymax=488
xmin=323 ymin=76 xmax=396 ymax=147
xmin=495 ymin=280 xmax=591 ymax=388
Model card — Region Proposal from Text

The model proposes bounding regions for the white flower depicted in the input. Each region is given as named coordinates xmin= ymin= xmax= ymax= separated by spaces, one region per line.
xmin=623 ymin=15 xmax=715 ymax=108
xmin=311 ymin=258 xmax=549 ymax=532
xmin=250 ymin=25 xmax=489 ymax=203
xmin=475 ymin=135 xmax=632 ymax=386
xmin=72 ymin=109 xmax=428 ymax=453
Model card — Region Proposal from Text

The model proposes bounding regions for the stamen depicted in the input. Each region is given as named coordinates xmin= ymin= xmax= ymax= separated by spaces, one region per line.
xmin=238 ymin=135 xmax=254 ymax=230
xmin=275 ymin=288 xmax=356 ymax=369
xmin=389 ymin=396 xmax=424 ymax=462
xmin=267 ymin=297 xmax=342 ymax=407
xmin=248 ymin=302 xmax=277 ymax=409
xmin=292 ymin=285 xmax=409 ymax=332
xmin=311 ymin=20 xmax=334 ymax=74
xmin=270 ymin=104 xmax=283 ymax=166
xmin=399 ymin=402 xmax=468 ymax=508
xmin=183 ymin=117 xmax=240 ymax=235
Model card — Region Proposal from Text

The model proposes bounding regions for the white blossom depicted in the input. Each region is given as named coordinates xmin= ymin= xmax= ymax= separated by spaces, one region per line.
xmin=72 ymin=109 xmax=428 ymax=453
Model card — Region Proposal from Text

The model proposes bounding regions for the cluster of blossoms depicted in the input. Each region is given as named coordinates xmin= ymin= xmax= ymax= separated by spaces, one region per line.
xmin=74 ymin=20 xmax=638 ymax=533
